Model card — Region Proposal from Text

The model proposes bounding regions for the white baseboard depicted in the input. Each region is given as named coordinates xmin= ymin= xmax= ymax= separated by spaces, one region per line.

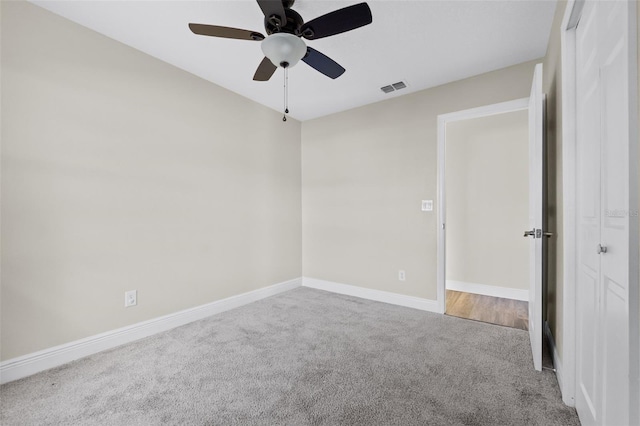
xmin=302 ymin=277 xmax=440 ymax=313
xmin=446 ymin=280 xmax=529 ymax=301
xmin=0 ymin=277 xmax=302 ymax=385
xmin=544 ymin=320 xmax=565 ymax=401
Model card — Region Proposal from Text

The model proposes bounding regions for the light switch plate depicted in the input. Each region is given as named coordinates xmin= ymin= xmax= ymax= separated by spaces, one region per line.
xmin=125 ymin=290 xmax=137 ymax=307
xmin=421 ymin=200 xmax=433 ymax=211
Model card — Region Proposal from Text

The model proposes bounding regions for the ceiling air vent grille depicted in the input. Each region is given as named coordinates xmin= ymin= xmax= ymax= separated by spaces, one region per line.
xmin=380 ymin=81 xmax=408 ymax=94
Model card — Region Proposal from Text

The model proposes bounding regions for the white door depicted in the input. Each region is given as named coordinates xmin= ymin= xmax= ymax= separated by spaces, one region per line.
xmin=575 ymin=3 xmax=602 ymax=423
xmin=575 ymin=1 xmax=631 ymax=425
xmin=527 ymin=63 xmax=544 ymax=372
xmin=598 ymin=2 xmax=630 ymax=424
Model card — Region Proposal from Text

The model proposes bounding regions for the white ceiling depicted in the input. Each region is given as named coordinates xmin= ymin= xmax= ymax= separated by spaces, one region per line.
xmin=29 ymin=0 xmax=556 ymax=121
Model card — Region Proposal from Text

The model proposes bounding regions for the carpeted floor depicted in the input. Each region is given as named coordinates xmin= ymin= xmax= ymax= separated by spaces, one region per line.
xmin=0 ymin=287 xmax=579 ymax=425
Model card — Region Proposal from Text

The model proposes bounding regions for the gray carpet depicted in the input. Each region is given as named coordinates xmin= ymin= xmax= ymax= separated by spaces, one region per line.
xmin=0 ymin=287 xmax=579 ymax=425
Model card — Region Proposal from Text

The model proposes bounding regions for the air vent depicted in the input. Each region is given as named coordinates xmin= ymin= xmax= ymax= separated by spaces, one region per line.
xmin=380 ymin=81 xmax=408 ymax=94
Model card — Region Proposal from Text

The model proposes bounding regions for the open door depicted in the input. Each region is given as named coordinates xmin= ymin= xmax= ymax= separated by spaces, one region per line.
xmin=526 ymin=63 xmax=544 ymax=371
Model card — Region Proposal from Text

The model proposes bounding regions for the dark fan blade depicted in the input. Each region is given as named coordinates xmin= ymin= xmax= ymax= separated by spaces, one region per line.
xmin=256 ymin=0 xmax=287 ymax=28
xmin=301 ymin=47 xmax=345 ymax=79
xmin=253 ymin=57 xmax=278 ymax=81
xmin=300 ymin=3 xmax=372 ymax=40
xmin=189 ymin=23 xmax=264 ymax=41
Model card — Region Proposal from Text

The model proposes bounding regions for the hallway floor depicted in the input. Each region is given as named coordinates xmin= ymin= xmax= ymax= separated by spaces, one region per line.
xmin=445 ymin=290 xmax=529 ymax=330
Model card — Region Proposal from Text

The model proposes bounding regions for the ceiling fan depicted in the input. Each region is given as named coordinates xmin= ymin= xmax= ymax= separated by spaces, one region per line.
xmin=188 ymin=0 xmax=373 ymax=81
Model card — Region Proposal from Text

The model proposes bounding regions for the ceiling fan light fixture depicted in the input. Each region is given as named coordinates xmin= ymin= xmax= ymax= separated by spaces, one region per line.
xmin=261 ymin=33 xmax=307 ymax=68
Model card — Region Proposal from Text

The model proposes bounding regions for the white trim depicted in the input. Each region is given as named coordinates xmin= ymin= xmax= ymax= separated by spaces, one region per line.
xmin=436 ymin=97 xmax=530 ymax=315
xmin=626 ymin=1 xmax=639 ymax=423
xmin=302 ymin=277 xmax=440 ymax=313
xmin=545 ymin=320 xmax=564 ymax=393
xmin=0 ymin=277 xmax=302 ymax=384
xmin=446 ymin=280 xmax=529 ymax=302
xmin=437 ymin=98 xmax=529 ymax=123
xmin=437 ymin=112 xmax=447 ymax=315
xmin=559 ymin=0 xmax=577 ymax=407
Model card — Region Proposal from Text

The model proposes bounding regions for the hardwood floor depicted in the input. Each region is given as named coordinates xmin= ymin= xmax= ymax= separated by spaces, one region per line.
xmin=445 ymin=290 xmax=529 ymax=331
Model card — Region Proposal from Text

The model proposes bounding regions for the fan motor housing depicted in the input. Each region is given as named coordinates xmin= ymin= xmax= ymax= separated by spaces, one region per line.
xmin=265 ymin=8 xmax=304 ymax=36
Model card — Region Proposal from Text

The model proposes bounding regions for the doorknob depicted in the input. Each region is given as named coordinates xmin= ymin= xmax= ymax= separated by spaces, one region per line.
xmin=597 ymin=244 xmax=607 ymax=254
xmin=524 ymin=229 xmax=535 ymax=237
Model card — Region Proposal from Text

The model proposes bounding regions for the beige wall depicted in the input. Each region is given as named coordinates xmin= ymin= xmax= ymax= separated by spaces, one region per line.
xmin=542 ymin=0 xmax=567 ymax=362
xmin=445 ymin=110 xmax=529 ymax=291
xmin=0 ymin=2 xmax=302 ymax=360
xmin=302 ymin=60 xmax=539 ymax=300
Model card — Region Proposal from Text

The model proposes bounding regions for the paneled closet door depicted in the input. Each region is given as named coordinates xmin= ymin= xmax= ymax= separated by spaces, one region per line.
xmin=597 ymin=1 xmax=630 ymax=424
xmin=575 ymin=2 xmax=602 ymax=424
xmin=575 ymin=1 xmax=631 ymax=425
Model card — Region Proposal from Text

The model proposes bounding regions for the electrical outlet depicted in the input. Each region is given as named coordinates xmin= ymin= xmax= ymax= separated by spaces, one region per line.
xmin=398 ymin=270 xmax=406 ymax=281
xmin=124 ymin=290 xmax=137 ymax=307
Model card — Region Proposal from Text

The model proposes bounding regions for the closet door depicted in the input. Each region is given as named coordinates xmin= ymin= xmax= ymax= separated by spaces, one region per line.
xmin=575 ymin=1 xmax=631 ymax=425
xmin=597 ymin=1 xmax=630 ymax=424
xmin=575 ymin=2 xmax=602 ymax=424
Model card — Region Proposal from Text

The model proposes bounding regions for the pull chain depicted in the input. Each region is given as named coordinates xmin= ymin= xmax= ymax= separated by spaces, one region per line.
xmin=282 ymin=67 xmax=289 ymax=122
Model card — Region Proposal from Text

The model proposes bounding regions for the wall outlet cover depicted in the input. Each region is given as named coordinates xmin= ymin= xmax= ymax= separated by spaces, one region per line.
xmin=422 ymin=200 xmax=433 ymax=211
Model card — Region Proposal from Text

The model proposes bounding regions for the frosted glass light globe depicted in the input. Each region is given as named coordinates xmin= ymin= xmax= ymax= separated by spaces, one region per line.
xmin=261 ymin=33 xmax=307 ymax=68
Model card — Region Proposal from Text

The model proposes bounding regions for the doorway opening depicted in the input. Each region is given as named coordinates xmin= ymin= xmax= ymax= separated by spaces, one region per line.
xmin=438 ymin=72 xmax=545 ymax=370
xmin=441 ymin=106 xmax=530 ymax=330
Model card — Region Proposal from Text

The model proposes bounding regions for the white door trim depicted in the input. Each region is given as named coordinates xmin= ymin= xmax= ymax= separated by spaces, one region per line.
xmin=560 ymin=0 xmax=639 ymax=418
xmin=630 ymin=1 xmax=640 ymax=421
xmin=436 ymin=97 xmax=529 ymax=314
xmin=559 ymin=0 xmax=578 ymax=407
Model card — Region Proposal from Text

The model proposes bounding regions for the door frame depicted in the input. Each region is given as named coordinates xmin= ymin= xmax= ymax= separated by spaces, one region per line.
xmin=436 ymin=97 xmax=530 ymax=315
xmin=560 ymin=0 xmax=639 ymax=417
